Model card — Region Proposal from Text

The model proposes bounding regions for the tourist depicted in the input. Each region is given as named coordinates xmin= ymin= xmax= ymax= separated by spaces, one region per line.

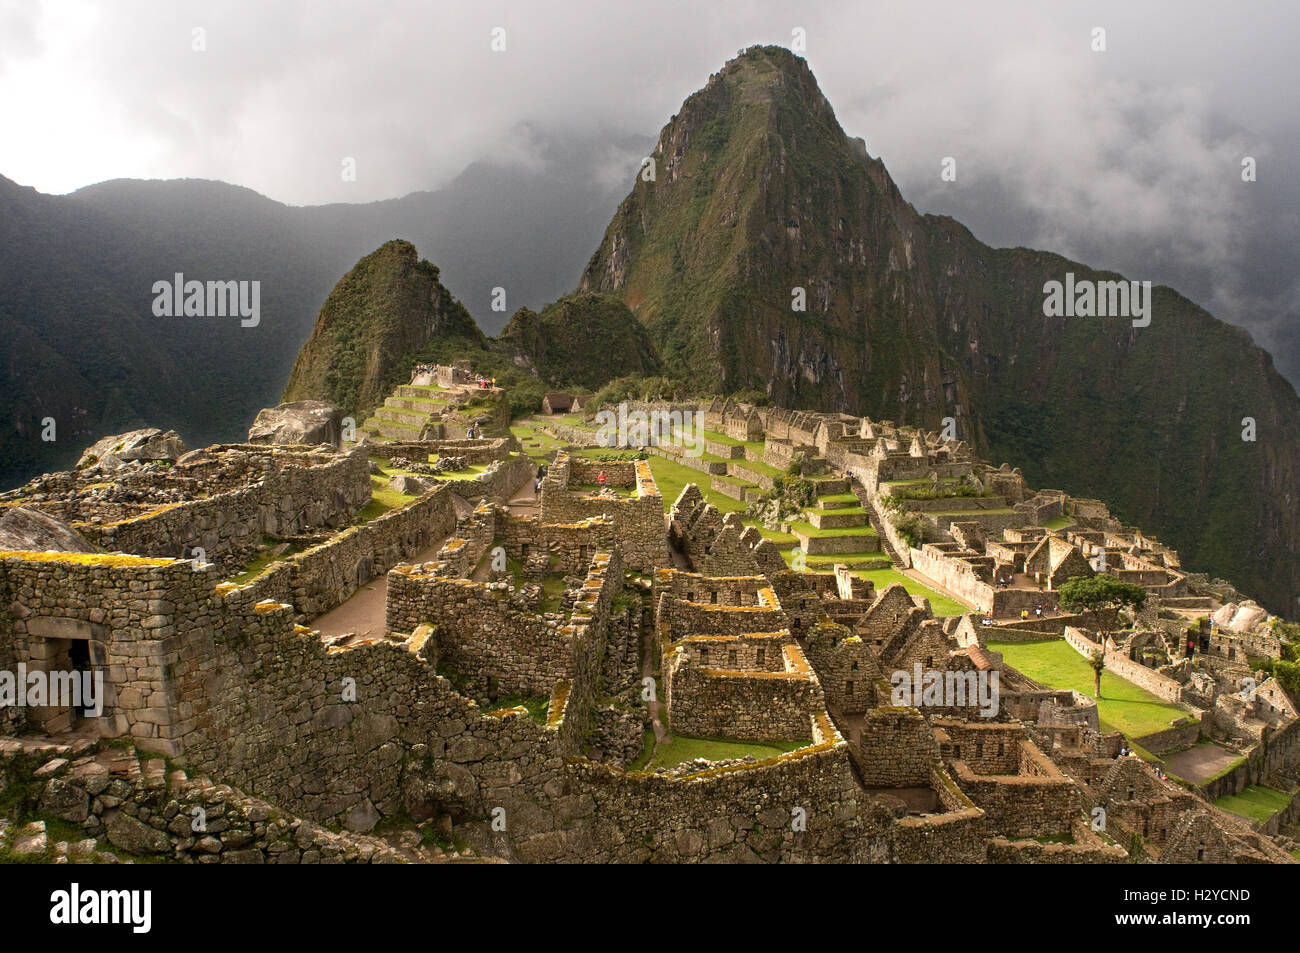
xmin=597 ymin=469 xmax=607 ymax=489
xmin=1020 ymin=609 xmax=1029 ymax=621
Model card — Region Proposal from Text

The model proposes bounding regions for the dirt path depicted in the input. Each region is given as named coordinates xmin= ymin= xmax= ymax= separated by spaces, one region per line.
xmin=1162 ymin=742 xmax=1243 ymax=784
xmin=311 ymin=531 xmax=453 ymax=643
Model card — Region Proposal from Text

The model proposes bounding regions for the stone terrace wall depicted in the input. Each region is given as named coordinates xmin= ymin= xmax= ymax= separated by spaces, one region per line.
xmin=370 ymin=438 xmax=511 ymax=467
xmin=438 ymin=454 xmax=534 ymax=505
xmin=1064 ymin=627 xmax=1184 ymax=705
xmin=77 ymin=446 xmax=372 ymax=567
xmin=560 ymin=713 xmax=876 ymax=863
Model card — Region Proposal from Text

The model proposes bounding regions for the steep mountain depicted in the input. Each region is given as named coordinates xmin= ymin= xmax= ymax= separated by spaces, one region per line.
xmin=580 ymin=45 xmax=1300 ymax=615
xmin=281 ymin=240 xmax=488 ymax=418
xmin=498 ymin=292 xmax=661 ymax=390
xmin=0 ymin=131 xmax=644 ymax=485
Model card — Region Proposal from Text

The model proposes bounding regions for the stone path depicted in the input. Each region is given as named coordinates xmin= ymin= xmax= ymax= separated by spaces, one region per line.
xmin=312 ymin=474 xmax=533 ymax=643
xmin=311 ymin=534 xmax=453 ymax=643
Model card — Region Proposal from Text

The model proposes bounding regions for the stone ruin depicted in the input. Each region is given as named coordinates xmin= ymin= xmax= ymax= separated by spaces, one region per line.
xmin=0 ymin=396 xmax=1297 ymax=866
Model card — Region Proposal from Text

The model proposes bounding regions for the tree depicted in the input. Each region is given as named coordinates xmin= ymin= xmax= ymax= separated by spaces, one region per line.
xmin=1089 ymin=649 xmax=1107 ymax=700
xmin=1057 ymin=573 xmax=1148 ymax=637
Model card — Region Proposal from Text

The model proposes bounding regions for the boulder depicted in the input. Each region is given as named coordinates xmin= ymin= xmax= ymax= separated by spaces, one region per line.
xmin=105 ymin=811 xmax=171 ymax=855
xmin=388 ymin=474 xmax=428 ymax=496
xmin=77 ymin=428 xmax=188 ymax=468
xmin=247 ymin=401 xmax=343 ymax=447
xmin=0 ymin=507 xmax=99 ymax=554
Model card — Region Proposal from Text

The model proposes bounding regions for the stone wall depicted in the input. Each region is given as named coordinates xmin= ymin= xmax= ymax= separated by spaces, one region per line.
xmin=853 ymin=707 xmax=940 ymax=787
xmin=539 ymin=455 xmax=667 ymax=571
xmin=370 ymin=438 xmax=511 ymax=467
xmin=0 ymin=553 xmax=216 ymax=756
xmin=20 ymin=743 xmax=404 ymax=864
xmin=223 ymin=485 xmax=460 ymax=623
xmin=665 ymin=641 xmax=821 ymax=742
xmin=77 ymin=446 xmax=372 ymax=568
xmin=1064 ymin=627 xmax=1185 ymax=705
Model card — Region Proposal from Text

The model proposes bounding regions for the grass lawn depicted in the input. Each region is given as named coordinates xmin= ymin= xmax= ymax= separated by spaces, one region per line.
xmin=646 ymin=456 xmax=747 ymax=514
xmin=1214 ymin=786 xmax=1292 ymax=824
xmin=988 ymin=639 xmax=1189 ymax=737
xmin=643 ymin=734 xmax=807 ymax=771
xmin=856 ymin=567 xmax=970 ymax=617
xmin=1043 ymin=515 xmax=1074 ymax=530
xmin=359 ymin=475 xmax=419 ymax=520
xmin=510 ymin=423 xmax=567 ymax=463
xmin=787 ymin=520 xmax=878 ymax=539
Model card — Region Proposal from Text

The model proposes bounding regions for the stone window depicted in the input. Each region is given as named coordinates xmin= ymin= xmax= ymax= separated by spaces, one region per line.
xmin=727 ymin=649 xmax=737 ymax=667
xmin=846 ymin=680 xmax=854 ymax=696
xmin=997 ymin=742 xmax=1004 ymax=757
xmin=699 ymin=646 xmax=709 ymax=662
xmin=756 ymin=648 xmax=766 ymax=666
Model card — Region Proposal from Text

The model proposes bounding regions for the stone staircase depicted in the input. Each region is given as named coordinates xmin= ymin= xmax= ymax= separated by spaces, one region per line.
xmin=362 ymin=384 xmax=455 ymax=441
xmin=792 ymin=477 xmax=882 ymax=560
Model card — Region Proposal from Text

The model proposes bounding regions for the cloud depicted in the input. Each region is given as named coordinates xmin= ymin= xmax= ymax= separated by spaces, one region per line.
xmin=0 ymin=0 xmax=1295 ymax=381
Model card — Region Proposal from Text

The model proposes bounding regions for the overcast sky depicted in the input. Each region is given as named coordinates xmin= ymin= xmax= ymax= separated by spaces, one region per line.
xmin=3 ymin=0 xmax=1297 ymax=381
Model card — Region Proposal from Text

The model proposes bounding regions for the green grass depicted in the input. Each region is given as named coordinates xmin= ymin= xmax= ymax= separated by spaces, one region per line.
xmin=746 ymin=522 xmax=798 ymax=548
xmin=510 ymin=423 xmax=567 ymax=463
xmin=1214 ymin=785 xmax=1292 ymax=824
xmin=486 ymin=695 xmax=550 ymax=724
xmin=788 ymin=521 xmax=878 ymax=539
xmin=228 ymin=541 xmax=306 ymax=583
xmin=358 ymin=475 xmax=419 ymax=520
xmin=1043 ymin=515 xmax=1074 ymax=530
xmin=643 ymin=735 xmax=806 ymax=770
xmin=988 ymin=639 xmax=1190 ymax=737
xmin=647 ymin=455 xmax=747 ymax=514
xmin=855 ymin=567 xmax=970 ymax=617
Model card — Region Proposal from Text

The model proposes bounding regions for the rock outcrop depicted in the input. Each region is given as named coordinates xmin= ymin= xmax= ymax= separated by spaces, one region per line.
xmin=247 ymin=400 xmax=343 ymax=447
xmin=0 ymin=506 xmax=99 ymax=554
xmin=77 ymin=428 xmax=188 ymax=470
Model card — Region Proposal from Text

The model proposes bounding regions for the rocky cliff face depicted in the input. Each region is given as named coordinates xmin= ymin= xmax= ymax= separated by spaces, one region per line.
xmin=281 ymin=240 xmax=488 ymax=418
xmin=580 ymin=45 xmax=1300 ymax=614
